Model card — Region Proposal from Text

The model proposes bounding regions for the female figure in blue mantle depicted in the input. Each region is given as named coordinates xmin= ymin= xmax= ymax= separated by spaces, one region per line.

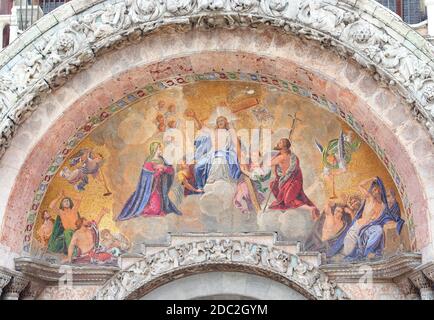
xmin=327 ymin=177 xmax=404 ymax=261
xmin=117 ymin=142 xmax=182 ymax=221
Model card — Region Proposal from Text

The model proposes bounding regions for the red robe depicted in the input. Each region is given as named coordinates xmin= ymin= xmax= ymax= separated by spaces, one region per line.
xmin=142 ymin=161 xmax=174 ymax=216
xmin=269 ymin=153 xmax=315 ymax=210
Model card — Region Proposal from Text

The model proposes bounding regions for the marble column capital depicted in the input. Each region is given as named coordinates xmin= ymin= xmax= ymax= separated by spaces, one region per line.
xmin=1 ymin=270 xmax=29 ymax=300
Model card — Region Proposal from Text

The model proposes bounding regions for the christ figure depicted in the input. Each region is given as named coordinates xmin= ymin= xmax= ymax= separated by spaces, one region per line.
xmin=186 ymin=109 xmax=241 ymax=190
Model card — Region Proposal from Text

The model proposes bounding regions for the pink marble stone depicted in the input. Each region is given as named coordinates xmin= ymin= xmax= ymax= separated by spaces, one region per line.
xmin=122 ymin=66 xmax=154 ymax=91
xmin=147 ymin=57 xmax=194 ymax=81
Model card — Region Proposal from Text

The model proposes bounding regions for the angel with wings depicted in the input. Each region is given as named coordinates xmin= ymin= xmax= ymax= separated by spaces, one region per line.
xmin=60 ymin=148 xmax=107 ymax=193
xmin=315 ymin=130 xmax=361 ymax=198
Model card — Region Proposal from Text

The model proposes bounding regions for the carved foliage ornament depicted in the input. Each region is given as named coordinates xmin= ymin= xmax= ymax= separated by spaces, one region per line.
xmin=94 ymin=240 xmax=346 ymax=300
xmin=1 ymin=0 xmax=434 ymax=160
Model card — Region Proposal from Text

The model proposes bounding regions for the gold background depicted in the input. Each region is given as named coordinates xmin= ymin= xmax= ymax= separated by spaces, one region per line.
xmin=32 ymin=81 xmax=410 ymax=256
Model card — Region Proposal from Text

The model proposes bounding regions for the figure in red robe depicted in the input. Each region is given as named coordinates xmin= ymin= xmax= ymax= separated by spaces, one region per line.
xmin=269 ymin=138 xmax=319 ymax=219
xmin=117 ymin=142 xmax=182 ymax=221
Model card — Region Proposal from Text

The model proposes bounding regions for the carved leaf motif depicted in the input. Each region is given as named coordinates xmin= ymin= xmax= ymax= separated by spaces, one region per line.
xmin=230 ymin=0 xmax=258 ymax=12
xmin=259 ymin=0 xmax=288 ymax=16
xmin=129 ymin=0 xmax=166 ymax=23
xmin=198 ymin=0 xmax=227 ymax=11
xmin=166 ymin=0 xmax=196 ymax=15
xmin=297 ymin=0 xmax=357 ymax=37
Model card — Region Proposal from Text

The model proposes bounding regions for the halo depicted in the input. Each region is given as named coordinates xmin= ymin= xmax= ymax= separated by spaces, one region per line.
xmin=207 ymin=106 xmax=238 ymax=126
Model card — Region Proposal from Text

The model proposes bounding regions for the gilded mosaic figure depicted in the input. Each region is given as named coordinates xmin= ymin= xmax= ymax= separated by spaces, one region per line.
xmin=117 ymin=142 xmax=182 ymax=220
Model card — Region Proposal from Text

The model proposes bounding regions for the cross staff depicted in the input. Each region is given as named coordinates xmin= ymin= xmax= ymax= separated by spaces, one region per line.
xmin=262 ymin=111 xmax=302 ymax=213
xmin=288 ymin=112 xmax=302 ymax=141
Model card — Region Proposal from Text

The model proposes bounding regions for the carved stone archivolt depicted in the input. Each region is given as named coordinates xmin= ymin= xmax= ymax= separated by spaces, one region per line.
xmin=94 ymin=239 xmax=347 ymax=300
xmin=0 ymin=0 xmax=433 ymax=159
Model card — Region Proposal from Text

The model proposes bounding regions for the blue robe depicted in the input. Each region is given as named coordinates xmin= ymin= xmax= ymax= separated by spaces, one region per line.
xmin=193 ymin=131 xmax=241 ymax=189
xmin=327 ymin=177 xmax=404 ymax=260
xmin=117 ymin=160 xmax=182 ymax=221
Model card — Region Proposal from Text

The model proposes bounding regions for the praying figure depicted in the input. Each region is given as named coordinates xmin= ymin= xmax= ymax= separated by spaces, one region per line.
xmin=117 ymin=142 xmax=182 ymax=221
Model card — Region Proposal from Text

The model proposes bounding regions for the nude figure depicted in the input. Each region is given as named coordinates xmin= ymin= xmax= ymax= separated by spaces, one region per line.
xmin=38 ymin=210 xmax=54 ymax=246
xmin=63 ymin=208 xmax=110 ymax=264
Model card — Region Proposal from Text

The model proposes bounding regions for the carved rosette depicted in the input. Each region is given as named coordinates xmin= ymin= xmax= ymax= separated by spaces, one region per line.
xmin=94 ymin=240 xmax=347 ymax=300
xmin=0 ymin=0 xmax=434 ymax=160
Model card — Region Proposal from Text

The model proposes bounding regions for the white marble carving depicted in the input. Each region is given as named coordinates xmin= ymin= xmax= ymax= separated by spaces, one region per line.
xmin=94 ymin=240 xmax=345 ymax=300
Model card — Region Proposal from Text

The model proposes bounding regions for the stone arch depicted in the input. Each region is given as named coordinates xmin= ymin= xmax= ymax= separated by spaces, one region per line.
xmin=93 ymin=240 xmax=346 ymax=300
xmin=0 ymin=0 xmax=432 ymax=268
xmin=141 ymin=272 xmax=303 ymax=300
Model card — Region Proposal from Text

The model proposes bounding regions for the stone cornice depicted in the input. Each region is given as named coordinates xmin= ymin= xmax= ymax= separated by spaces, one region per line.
xmin=0 ymin=0 xmax=434 ymax=161
xmin=319 ymin=253 xmax=422 ymax=282
xmin=14 ymin=257 xmax=119 ymax=285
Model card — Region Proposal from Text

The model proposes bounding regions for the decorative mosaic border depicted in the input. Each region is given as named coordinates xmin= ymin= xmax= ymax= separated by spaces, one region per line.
xmin=22 ymin=71 xmax=416 ymax=254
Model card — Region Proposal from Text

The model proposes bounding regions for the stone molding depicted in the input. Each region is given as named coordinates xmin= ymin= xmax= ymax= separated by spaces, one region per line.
xmin=0 ymin=0 xmax=434 ymax=161
xmin=319 ymin=253 xmax=422 ymax=283
xmin=14 ymin=257 xmax=119 ymax=285
xmin=10 ymin=234 xmax=426 ymax=300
